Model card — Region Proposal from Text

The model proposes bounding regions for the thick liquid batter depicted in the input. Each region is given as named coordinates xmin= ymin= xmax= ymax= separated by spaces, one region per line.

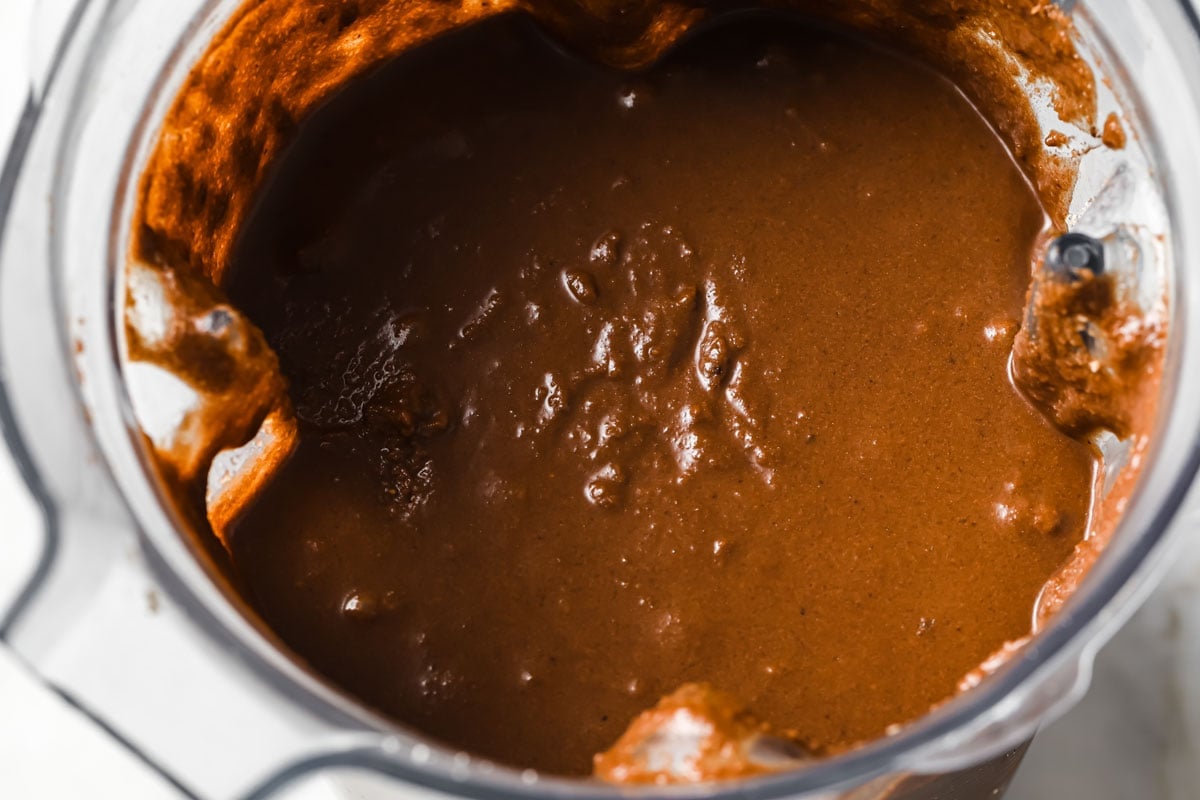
xmin=225 ymin=16 xmax=1095 ymax=776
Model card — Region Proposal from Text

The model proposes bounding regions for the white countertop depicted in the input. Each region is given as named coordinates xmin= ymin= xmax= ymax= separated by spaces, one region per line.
xmin=1 ymin=3 xmax=1198 ymax=797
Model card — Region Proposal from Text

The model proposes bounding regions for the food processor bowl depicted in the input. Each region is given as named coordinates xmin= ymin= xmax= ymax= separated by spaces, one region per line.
xmin=2 ymin=0 xmax=1199 ymax=798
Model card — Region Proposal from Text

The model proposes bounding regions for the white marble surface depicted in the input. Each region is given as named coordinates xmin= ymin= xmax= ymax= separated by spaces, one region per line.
xmin=1 ymin=3 xmax=1198 ymax=797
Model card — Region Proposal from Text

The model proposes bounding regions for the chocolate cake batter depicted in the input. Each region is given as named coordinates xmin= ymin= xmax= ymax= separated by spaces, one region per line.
xmin=216 ymin=16 xmax=1098 ymax=775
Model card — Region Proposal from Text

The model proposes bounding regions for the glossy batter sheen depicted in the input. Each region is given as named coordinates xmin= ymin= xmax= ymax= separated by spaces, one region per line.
xmin=225 ymin=16 xmax=1095 ymax=775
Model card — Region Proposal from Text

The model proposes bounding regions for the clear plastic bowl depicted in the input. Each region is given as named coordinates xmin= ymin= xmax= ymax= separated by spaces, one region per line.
xmin=1 ymin=1 xmax=1199 ymax=798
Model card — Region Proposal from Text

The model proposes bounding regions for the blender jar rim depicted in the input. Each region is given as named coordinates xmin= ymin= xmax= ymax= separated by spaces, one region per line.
xmin=2 ymin=0 xmax=1200 ymax=796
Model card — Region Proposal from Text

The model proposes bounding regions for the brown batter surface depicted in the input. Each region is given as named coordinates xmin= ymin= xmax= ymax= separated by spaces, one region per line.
xmin=223 ymin=15 xmax=1095 ymax=776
